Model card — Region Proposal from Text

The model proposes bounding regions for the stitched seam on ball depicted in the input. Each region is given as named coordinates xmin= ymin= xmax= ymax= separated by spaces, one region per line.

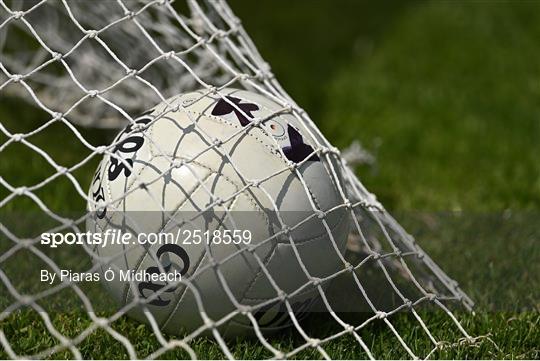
xmin=144 ymin=107 xmax=287 ymax=165
xmin=320 ymin=156 xmax=345 ymax=205
xmin=148 ymin=113 xmax=155 ymax=158
xmin=281 ymin=169 xmax=345 ymax=244
xmin=159 ymin=199 xmax=250 ymax=331
xmin=157 ymin=161 xmax=215 ymax=231
xmin=225 ymin=288 xmax=319 ymax=334
xmin=242 ymin=96 xmax=322 ymax=165
xmin=276 ymin=210 xmax=349 ymax=246
xmin=159 ymin=249 xmax=208 ymax=331
xmin=155 ymin=161 xmax=272 ymax=329
xmin=154 ymin=157 xmax=269 ymax=231
xmin=184 ymin=109 xmax=287 ymax=164
xmin=304 ymin=182 xmax=322 ymax=211
xmin=117 ymin=157 xmax=265 ymax=308
xmin=161 ymin=188 xmax=274 ymax=329
xmin=139 ymin=103 xmax=313 ymax=216
xmin=119 ymin=185 xmax=211 ymax=306
xmin=147 ymin=113 xmax=187 ymax=159
xmin=160 ymin=195 xmax=271 ymax=329
xmin=237 ymin=242 xmax=278 ymax=304
xmin=240 ymin=214 xmax=348 ymax=303
xmin=120 ymin=167 xmax=214 ymax=306
xmin=159 ymin=203 xmax=233 ymax=330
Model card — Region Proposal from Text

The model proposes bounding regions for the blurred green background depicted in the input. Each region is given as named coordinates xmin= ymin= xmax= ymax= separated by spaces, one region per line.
xmin=1 ymin=0 xmax=539 ymax=358
xmin=233 ymin=0 xmax=540 ymax=211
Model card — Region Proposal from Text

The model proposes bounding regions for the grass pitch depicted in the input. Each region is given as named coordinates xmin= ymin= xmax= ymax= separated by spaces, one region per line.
xmin=1 ymin=0 xmax=539 ymax=359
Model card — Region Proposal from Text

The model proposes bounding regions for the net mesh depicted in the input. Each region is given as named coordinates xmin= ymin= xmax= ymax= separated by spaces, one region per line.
xmin=0 ymin=0 xmax=476 ymax=359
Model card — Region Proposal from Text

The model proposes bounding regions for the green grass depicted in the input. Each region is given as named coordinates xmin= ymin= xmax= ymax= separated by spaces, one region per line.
xmin=321 ymin=1 xmax=540 ymax=212
xmin=1 ymin=0 xmax=539 ymax=359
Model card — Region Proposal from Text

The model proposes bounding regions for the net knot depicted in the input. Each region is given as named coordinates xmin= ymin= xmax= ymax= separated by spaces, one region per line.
xmin=52 ymin=52 xmax=63 ymax=61
xmin=88 ymin=90 xmax=99 ymax=98
xmin=212 ymin=138 xmax=223 ymax=147
xmin=238 ymin=305 xmax=251 ymax=315
xmin=126 ymin=68 xmax=138 ymax=77
xmin=172 ymin=159 xmax=185 ymax=168
xmin=12 ymin=11 xmax=24 ymax=20
xmin=281 ymin=225 xmax=291 ymax=236
xmin=208 ymin=258 xmax=219 ymax=269
xmin=287 ymin=160 xmax=297 ymax=171
xmin=11 ymin=133 xmax=23 ymax=142
xmin=250 ymin=117 xmax=262 ymax=127
xmin=86 ymin=30 xmax=98 ymax=39
xmin=95 ymin=317 xmax=108 ymax=327
xmin=199 ymin=35 xmax=210 ymax=45
xmin=21 ymin=238 xmax=34 ymax=248
xmin=215 ymin=29 xmax=227 ymax=39
xmin=375 ymin=311 xmax=387 ymax=319
xmin=11 ymin=74 xmax=22 ymax=83
xmin=464 ymin=336 xmax=476 ymax=344
xmin=19 ymin=295 xmax=33 ymax=305
xmin=435 ymin=340 xmax=447 ymax=349
xmin=164 ymin=50 xmax=175 ymax=59
xmin=319 ymin=146 xmax=330 ymax=155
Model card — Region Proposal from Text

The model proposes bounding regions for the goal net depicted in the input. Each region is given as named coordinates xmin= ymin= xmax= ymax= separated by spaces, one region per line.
xmin=0 ymin=0 xmax=476 ymax=359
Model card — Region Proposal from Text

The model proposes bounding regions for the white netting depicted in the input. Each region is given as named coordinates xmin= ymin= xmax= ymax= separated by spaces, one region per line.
xmin=0 ymin=0 xmax=476 ymax=359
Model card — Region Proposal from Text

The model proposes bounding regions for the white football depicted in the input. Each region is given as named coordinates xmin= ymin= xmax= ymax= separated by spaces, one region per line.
xmin=87 ymin=88 xmax=350 ymax=337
